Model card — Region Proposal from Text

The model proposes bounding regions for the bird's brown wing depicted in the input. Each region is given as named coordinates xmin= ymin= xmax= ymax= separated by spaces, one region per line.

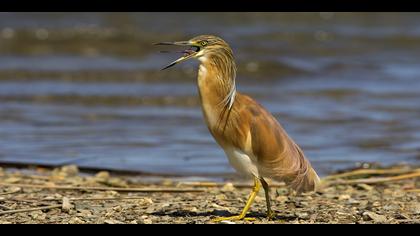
xmin=244 ymin=95 xmax=320 ymax=193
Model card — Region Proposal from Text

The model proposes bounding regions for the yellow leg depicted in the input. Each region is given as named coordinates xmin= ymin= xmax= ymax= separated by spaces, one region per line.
xmin=260 ymin=177 xmax=276 ymax=220
xmin=212 ymin=176 xmax=261 ymax=222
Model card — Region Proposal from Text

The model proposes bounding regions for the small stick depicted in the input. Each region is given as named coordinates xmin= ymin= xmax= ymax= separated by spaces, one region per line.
xmin=0 ymin=204 xmax=12 ymax=210
xmin=405 ymin=189 xmax=420 ymax=193
xmin=0 ymin=204 xmax=62 ymax=216
xmin=3 ymin=199 xmax=56 ymax=206
xmin=322 ymin=168 xmax=419 ymax=181
xmin=327 ymin=172 xmax=420 ymax=185
xmin=0 ymin=188 xmax=21 ymax=196
xmin=26 ymin=175 xmax=54 ymax=180
xmin=10 ymin=196 xmax=155 ymax=202
xmin=178 ymin=182 xmax=285 ymax=188
xmin=0 ymin=183 xmax=204 ymax=193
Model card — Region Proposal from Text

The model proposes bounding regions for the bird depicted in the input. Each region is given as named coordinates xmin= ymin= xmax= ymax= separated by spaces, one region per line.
xmin=155 ymin=35 xmax=320 ymax=222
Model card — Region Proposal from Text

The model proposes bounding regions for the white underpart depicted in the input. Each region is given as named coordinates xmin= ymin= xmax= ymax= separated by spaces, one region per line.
xmin=224 ymin=146 xmax=259 ymax=178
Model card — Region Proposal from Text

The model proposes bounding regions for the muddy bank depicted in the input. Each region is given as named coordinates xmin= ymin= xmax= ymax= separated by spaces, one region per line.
xmin=0 ymin=165 xmax=419 ymax=224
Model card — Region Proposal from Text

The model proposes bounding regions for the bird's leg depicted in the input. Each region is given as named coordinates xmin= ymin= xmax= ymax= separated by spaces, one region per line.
xmin=212 ymin=176 xmax=261 ymax=222
xmin=260 ymin=177 xmax=276 ymax=220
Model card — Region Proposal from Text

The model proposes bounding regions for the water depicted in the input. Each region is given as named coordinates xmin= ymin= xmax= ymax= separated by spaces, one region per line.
xmin=0 ymin=13 xmax=419 ymax=177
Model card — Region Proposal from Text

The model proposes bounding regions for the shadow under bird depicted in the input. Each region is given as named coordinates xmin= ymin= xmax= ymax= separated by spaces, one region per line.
xmin=155 ymin=35 xmax=320 ymax=222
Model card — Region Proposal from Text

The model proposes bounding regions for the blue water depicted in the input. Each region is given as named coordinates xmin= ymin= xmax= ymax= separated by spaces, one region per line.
xmin=0 ymin=13 xmax=419 ymax=177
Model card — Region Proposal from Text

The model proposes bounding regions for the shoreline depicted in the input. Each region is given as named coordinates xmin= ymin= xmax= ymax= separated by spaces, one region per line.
xmin=0 ymin=161 xmax=238 ymax=182
xmin=0 ymin=164 xmax=419 ymax=224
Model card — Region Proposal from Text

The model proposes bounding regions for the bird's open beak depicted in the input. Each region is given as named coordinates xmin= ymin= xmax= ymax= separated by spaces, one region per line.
xmin=154 ymin=41 xmax=200 ymax=70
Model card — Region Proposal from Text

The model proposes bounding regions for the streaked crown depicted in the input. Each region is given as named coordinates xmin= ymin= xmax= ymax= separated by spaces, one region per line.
xmin=189 ymin=35 xmax=234 ymax=58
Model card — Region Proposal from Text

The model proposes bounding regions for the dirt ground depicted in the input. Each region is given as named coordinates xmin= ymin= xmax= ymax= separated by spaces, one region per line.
xmin=0 ymin=165 xmax=419 ymax=224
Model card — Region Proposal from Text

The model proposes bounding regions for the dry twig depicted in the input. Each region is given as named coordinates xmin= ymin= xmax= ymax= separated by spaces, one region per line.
xmin=0 ymin=204 xmax=12 ymax=210
xmin=9 ymin=196 xmax=156 ymax=202
xmin=322 ymin=168 xmax=419 ymax=181
xmin=0 ymin=183 xmax=204 ymax=193
xmin=404 ymin=189 xmax=420 ymax=193
xmin=0 ymin=188 xmax=21 ymax=196
xmin=0 ymin=204 xmax=62 ymax=216
xmin=326 ymin=172 xmax=420 ymax=186
xmin=178 ymin=182 xmax=285 ymax=188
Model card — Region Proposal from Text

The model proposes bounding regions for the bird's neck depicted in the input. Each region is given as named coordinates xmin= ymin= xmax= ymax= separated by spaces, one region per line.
xmin=197 ymin=54 xmax=237 ymax=129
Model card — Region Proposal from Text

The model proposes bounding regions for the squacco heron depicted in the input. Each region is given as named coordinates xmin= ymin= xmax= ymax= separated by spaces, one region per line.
xmin=156 ymin=35 xmax=320 ymax=222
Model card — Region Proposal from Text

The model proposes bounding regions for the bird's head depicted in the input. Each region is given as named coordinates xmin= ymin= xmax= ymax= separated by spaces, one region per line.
xmin=155 ymin=35 xmax=232 ymax=70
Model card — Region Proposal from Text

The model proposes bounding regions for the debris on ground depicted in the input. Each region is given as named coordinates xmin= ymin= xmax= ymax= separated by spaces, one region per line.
xmin=0 ymin=165 xmax=418 ymax=224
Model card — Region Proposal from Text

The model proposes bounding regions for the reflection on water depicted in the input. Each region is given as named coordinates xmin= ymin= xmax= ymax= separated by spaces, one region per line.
xmin=0 ymin=13 xmax=419 ymax=177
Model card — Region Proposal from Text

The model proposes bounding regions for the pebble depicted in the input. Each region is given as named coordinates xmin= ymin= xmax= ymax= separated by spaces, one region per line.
xmin=347 ymin=198 xmax=360 ymax=205
xmin=136 ymin=197 xmax=154 ymax=206
xmin=141 ymin=218 xmax=153 ymax=224
xmin=4 ymin=177 xmax=21 ymax=183
xmin=112 ymin=205 xmax=123 ymax=212
xmin=76 ymin=209 xmax=93 ymax=218
xmin=372 ymin=201 xmax=381 ymax=207
xmin=161 ymin=179 xmax=173 ymax=186
xmin=220 ymin=220 xmax=236 ymax=224
xmin=357 ymin=184 xmax=374 ymax=191
xmin=29 ymin=211 xmax=47 ymax=220
xmin=221 ymin=183 xmax=235 ymax=192
xmin=395 ymin=213 xmax=409 ymax=220
xmin=391 ymin=190 xmax=405 ymax=198
xmin=383 ymin=204 xmax=399 ymax=211
xmin=104 ymin=219 xmax=124 ymax=224
xmin=211 ymin=203 xmax=230 ymax=211
xmin=276 ymin=188 xmax=289 ymax=195
xmin=254 ymin=196 xmax=264 ymax=203
xmin=9 ymin=186 xmax=22 ymax=193
xmin=215 ymin=194 xmax=227 ymax=201
xmin=362 ymin=211 xmax=387 ymax=223
xmin=411 ymin=203 xmax=420 ymax=214
xmin=295 ymin=212 xmax=310 ymax=219
xmin=323 ymin=193 xmax=336 ymax=199
xmin=338 ymin=194 xmax=351 ymax=201
xmin=145 ymin=206 xmax=156 ymax=214
xmin=60 ymin=165 xmax=79 ymax=177
xmin=94 ymin=171 xmax=110 ymax=181
xmin=103 ymin=190 xmax=120 ymax=197
xmin=62 ymin=197 xmax=73 ymax=212
xmin=160 ymin=203 xmax=171 ymax=208
xmin=186 ymin=207 xmax=199 ymax=213
xmin=275 ymin=195 xmax=288 ymax=203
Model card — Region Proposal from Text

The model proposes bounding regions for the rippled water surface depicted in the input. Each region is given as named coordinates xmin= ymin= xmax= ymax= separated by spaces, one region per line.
xmin=0 ymin=13 xmax=419 ymax=177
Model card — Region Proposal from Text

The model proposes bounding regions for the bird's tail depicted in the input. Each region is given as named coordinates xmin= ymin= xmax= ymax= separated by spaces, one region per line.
xmin=288 ymin=144 xmax=321 ymax=194
xmin=260 ymin=138 xmax=321 ymax=194
xmin=292 ymin=165 xmax=321 ymax=193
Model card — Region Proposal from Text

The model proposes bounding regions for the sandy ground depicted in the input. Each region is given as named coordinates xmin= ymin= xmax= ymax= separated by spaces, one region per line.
xmin=0 ymin=165 xmax=419 ymax=224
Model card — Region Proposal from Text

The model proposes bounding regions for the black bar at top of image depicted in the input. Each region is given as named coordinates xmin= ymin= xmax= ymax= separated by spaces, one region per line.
xmin=1 ymin=0 xmax=419 ymax=12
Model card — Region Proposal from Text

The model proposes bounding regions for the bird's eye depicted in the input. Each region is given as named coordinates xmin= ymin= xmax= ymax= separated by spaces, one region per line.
xmin=200 ymin=41 xmax=208 ymax=46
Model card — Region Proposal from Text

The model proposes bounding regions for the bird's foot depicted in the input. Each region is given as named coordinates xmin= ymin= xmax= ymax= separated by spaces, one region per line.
xmin=212 ymin=215 xmax=256 ymax=222
xmin=266 ymin=210 xmax=276 ymax=220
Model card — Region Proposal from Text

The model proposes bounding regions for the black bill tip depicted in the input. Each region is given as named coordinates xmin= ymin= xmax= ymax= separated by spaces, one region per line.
xmin=154 ymin=42 xmax=176 ymax=46
xmin=161 ymin=61 xmax=177 ymax=70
